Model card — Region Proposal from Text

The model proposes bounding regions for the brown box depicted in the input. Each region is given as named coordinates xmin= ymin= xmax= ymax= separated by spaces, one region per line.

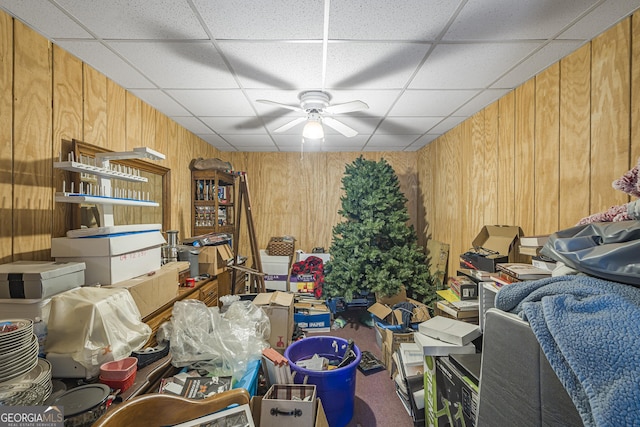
xmin=253 ymin=291 xmax=294 ymax=352
xmin=375 ymin=322 xmax=414 ymax=373
xmin=251 ymin=396 xmax=328 ymax=427
xmin=198 ymin=244 xmax=233 ymax=276
xmin=108 ymin=261 xmax=186 ymax=317
xmin=368 ymin=288 xmax=431 ymax=327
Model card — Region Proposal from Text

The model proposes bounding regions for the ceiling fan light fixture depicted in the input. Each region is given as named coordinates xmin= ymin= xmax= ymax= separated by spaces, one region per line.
xmin=302 ymin=117 xmax=324 ymax=139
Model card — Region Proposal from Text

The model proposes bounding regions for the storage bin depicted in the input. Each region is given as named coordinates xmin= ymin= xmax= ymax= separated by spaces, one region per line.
xmin=285 ymin=336 xmax=361 ymax=427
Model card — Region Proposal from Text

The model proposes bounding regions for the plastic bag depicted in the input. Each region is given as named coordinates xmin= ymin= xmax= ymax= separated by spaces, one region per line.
xmin=169 ymin=299 xmax=270 ymax=379
xmin=46 ymin=287 xmax=151 ymax=377
xmin=541 ymin=220 xmax=640 ymax=286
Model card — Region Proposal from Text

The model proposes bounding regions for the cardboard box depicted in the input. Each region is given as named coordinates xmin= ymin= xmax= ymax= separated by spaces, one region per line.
xmin=435 ymin=357 xmax=479 ymax=427
xmin=261 ymin=249 xmax=290 ymax=291
xmin=368 ymin=288 xmax=431 ymax=327
xmin=108 ymin=261 xmax=186 ymax=318
xmin=52 ymin=231 xmax=165 ymax=285
xmin=294 ymin=299 xmax=330 ymax=332
xmin=198 ymin=244 xmax=233 ymax=277
xmin=418 ymin=316 xmax=481 ymax=346
xmin=251 ymin=396 xmax=329 ymax=427
xmin=0 ymin=261 xmax=85 ymax=300
xmin=0 ymin=298 xmax=52 ymax=322
xmin=253 ymin=291 xmax=294 ymax=352
xmin=259 ymin=384 xmax=317 ymax=427
xmin=461 ymin=225 xmax=524 ymax=272
xmin=375 ymin=322 xmax=414 ymax=372
xmin=290 ymin=273 xmax=316 ymax=294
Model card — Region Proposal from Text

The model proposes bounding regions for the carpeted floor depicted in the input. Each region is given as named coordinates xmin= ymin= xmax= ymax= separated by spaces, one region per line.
xmin=307 ymin=308 xmax=418 ymax=427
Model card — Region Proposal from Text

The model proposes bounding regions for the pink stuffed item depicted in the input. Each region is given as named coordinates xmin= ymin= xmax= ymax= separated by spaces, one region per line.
xmin=577 ymin=157 xmax=640 ymax=225
xmin=612 ymin=157 xmax=640 ymax=198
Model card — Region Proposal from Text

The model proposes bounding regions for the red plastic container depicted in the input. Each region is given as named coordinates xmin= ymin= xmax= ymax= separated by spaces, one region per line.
xmin=99 ymin=357 xmax=138 ymax=381
xmin=100 ymin=369 xmax=137 ymax=392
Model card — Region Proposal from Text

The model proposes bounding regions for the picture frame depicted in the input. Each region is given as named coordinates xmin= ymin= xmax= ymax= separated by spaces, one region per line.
xmin=171 ymin=403 xmax=254 ymax=427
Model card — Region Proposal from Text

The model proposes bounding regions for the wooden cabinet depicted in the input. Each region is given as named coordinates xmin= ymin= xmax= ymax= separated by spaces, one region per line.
xmin=191 ymin=170 xmax=236 ymax=237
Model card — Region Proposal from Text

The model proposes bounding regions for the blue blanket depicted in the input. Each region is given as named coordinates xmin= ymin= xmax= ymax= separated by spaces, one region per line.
xmin=495 ymin=275 xmax=640 ymax=427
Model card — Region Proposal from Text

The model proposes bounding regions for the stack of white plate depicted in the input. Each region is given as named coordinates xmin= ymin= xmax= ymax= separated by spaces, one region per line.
xmin=0 ymin=319 xmax=49 ymax=405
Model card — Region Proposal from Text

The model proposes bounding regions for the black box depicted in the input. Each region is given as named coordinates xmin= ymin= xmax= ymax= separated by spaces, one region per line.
xmin=435 ymin=356 xmax=479 ymax=427
xmin=460 ymin=251 xmax=508 ymax=273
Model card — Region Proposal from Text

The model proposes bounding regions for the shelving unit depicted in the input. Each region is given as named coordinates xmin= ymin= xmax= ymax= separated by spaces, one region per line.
xmin=54 ymin=147 xmax=165 ymax=229
xmin=191 ymin=170 xmax=236 ymax=236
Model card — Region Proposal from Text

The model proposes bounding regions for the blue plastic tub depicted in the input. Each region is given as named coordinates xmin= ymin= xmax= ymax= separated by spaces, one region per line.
xmin=284 ymin=336 xmax=362 ymax=427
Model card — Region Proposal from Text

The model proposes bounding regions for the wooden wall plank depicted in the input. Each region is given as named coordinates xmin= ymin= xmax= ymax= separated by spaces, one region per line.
xmin=497 ymin=91 xmax=515 ymax=225
xmin=52 ymin=45 xmax=83 ymax=237
xmin=125 ymin=91 xmax=142 ymax=150
xmin=483 ymin=101 xmax=499 ymax=226
xmin=534 ymin=64 xmax=560 ymax=234
xmin=468 ymin=111 xmax=486 ymax=247
xmin=514 ymin=80 xmax=536 ymax=234
xmin=83 ymin=65 xmax=107 ymax=147
xmin=107 ymin=79 xmax=126 ymax=152
xmin=559 ymin=44 xmax=591 ymax=228
xmin=0 ymin=11 xmax=12 ymax=263
xmin=591 ymin=19 xmax=631 ymax=211
xmin=13 ymin=21 xmax=52 ymax=260
xmin=631 ymin=12 xmax=640 ymax=168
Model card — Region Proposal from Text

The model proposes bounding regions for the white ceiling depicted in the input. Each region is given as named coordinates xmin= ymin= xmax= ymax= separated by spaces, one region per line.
xmin=2 ymin=0 xmax=639 ymax=153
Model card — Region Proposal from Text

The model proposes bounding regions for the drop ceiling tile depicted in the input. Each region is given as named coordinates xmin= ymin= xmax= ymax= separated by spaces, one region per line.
xmin=219 ymin=41 xmax=323 ymax=90
xmin=455 ymin=89 xmax=511 ymax=116
xmin=166 ymin=89 xmax=255 ymax=116
xmin=55 ymin=0 xmax=207 ymax=39
xmin=430 ymin=116 xmax=467 ymax=134
xmin=194 ymin=0 xmax=324 ymax=39
xmin=108 ymin=41 xmax=237 ymax=89
xmin=376 ymin=117 xmax=442 ymax=134
xmin=410 ymin=42 xmax=541 ymax=89
xmin=325 ymin=42 xmax=430 ymax=89
xmin=129 ymin=89 xmax=191 ymax=116
xmin=329 ymin=0 xmax=460 ymax=40
xmin=559 ymin=0 xmax=640 ymax=39
xmin=391 ymin=90 xmax=479 ymax=116
xmin=196 ymin=134 xmax=236 ymax=151
xmin=445 ymin=0 xmax=601 ymax=40
xmin=492 ymin=40 xmax=584 ymax=88
xmin=200 ymin=117 xmax=269 ymax=134
xmin=365 ymin=134 xmax=421 ymax=148
xmin=169 ymin=116 xmax=213 ymax=134
xmin=54 ymin=40 xmax=154 ymax=89
xmin=0 ymin=0 xmax=91 ymax=39
xmin=410 ymin=134 xmax=441 ymax=149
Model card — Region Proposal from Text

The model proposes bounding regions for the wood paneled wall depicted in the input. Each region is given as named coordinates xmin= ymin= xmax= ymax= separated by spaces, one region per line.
xmin=0 ymin=12 xmax=218 ymax=263
xmin=2 ymin=9 xmax=639 ymax=285
xmin=420 ymin=15 xmax=640 ymax=279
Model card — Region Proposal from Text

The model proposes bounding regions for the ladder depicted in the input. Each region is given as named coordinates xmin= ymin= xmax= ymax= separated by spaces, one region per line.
xmin=232 ymin=173 xmax=265 ymax=293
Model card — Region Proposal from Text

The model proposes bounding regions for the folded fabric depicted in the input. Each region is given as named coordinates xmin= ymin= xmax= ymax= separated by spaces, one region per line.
xmin=495 ymin=275 xmax=640 ymax=427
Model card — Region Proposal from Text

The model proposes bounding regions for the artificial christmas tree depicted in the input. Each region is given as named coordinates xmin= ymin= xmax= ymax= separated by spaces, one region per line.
xmin=323 ymin=156 xmax=436 ymax=306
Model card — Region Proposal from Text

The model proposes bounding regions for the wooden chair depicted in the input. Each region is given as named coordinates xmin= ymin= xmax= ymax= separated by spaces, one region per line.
xmin=92 ymin=388 xmax=251 ymax=427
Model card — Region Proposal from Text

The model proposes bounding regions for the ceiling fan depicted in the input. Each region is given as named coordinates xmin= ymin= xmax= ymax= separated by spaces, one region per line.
xmin=256 ymin=90 xmax=369 ymax=139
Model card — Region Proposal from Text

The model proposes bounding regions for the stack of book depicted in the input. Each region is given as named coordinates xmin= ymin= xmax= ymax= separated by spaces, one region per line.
xmin=518 ymin=234 xmax=558 ymax=272
xmin=518 ymin=234 xmax=549 ymax=257
xmin=435 ymin=278 xmax=480 ymax=324
xmin=494 ymin=263 xmax=552 ymax=286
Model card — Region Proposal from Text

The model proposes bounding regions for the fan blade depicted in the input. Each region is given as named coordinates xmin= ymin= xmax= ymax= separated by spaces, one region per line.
xmin=323 ymin=117 xmax=358 ymax=138
xmin=273 ymin=117 xmax=307 ymax=133
xmin=256 ymin=99 xmax=303 ymax=112
xmin=324 ymin=100 xmax=369 ymax=115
